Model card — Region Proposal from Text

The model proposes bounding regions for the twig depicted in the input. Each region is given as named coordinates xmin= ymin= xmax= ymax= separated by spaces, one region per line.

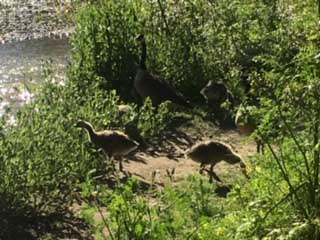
xmin=264 ymin=140 xmax=309 ymax=219
xmin=95 ymin=197 xmax=115 ymax=240
xmin=262 ymin=182 xmax=307 ymax=222
xmin=250 ymin=182 xmax=307 ymax=237
xmin=186 ymin=221 xmax=207 ymax=240
xmin=276 ymin=104 xmax=312 ymax=184
xmin=156 ymin=0 xmax=171 ymax=35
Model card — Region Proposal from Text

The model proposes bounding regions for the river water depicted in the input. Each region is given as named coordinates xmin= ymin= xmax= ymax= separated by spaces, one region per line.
xmin=0 ymin=38 xmax=70 ymax=115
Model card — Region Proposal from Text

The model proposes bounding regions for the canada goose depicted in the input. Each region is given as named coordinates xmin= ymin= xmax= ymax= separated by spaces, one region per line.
xmin=201 ymin=81 xmax=235 ymax=128
xmin=134 ymin=34 xmax=190 ymax=107
xmin=235 ymin=105 xmax=264 ymax=153
xmin=186 ymin=140 xmax=249 ymax=183
xmin=200 ymin=81 xmax=234 ymax=110
xmin=76 ymin=120 xmax=139 ymax=171
xmin=117 ymin=104 xmax=133 ymax=126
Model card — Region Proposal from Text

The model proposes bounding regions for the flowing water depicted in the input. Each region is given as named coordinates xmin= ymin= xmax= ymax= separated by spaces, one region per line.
xmin=0 ymin=37 xmax=70 ymax=115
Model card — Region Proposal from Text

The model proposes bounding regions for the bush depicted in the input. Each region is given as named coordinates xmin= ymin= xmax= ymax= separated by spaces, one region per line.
xmin=69 ymin=0 xmax=309 ymax=103
xmin=0 ymin=61 xmax=171 ymax=220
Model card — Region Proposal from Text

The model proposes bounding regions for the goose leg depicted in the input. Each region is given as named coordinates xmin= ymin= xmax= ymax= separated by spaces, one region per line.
xmin=119 ymin=158 xmax=124 ymax=172
xmin=101 ymin=152 xmax=110 ymax=173
xmin=209 ymin=163 xmax=222 ymax=183
xmin=199 ymin=163 xmax=205 ymax=174
xmin=118 ymin=158 xmax=131 ymax=177
xmin=107 ymin=154 xmax=117 ymax=175
xmin=256 ymin=138 xmax=265 ymax=154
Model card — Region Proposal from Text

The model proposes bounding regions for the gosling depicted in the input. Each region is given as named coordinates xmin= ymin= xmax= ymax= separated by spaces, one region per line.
xmin=186 ymin=140 xmax=249 ymax=183
xmin=201 ymin=81 xmax=235 ymax=128
xmin=76 ymin=120 xmax=139 ymax=171
xmin=200 ymin=81 xmax=234 ymax=110
xmin=117 ymin=104 xmax=132 ymax=115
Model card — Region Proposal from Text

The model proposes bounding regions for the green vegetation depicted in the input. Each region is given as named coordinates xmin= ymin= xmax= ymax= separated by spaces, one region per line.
xmin=1 ymin=0 xmax=320 ymax=239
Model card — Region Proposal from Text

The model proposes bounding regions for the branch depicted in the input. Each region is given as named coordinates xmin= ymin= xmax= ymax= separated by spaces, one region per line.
xmin=157 ymin=0 xmax=171 ymax=35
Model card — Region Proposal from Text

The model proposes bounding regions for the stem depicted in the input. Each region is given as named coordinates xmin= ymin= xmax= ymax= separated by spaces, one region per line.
xmin=247 ymin=99 xmax=309 ymax=218
xmin=264 ymin=141 xmax=309 ymax=219
xmin=157 ymin=0 xmax=171 ymax=35
xmin=252 ymin=182 xmax=308 ymax=238
xmin=120 ymin=191 xmax=134 ymax=238
xmin=262 ymin=182 xmax=307 ymax=222
xmin=95 ymin=197 xmax=115 ymax=240
xmin=276 ymin=104 xmax=313 ymax=186
xmin=186 ymin=221 xmax=210 ymax=240
xmin=313 ymin=92 xmax=320 ymax=215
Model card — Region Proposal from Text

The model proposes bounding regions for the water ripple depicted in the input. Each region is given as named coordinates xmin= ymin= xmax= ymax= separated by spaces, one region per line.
xmin=0 ymin=38 xmax=70 ymax=115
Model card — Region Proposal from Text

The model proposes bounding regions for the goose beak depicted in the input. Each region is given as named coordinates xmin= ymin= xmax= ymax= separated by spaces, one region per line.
xmin=135 ymin=34 xmax=140 ymax=41
xmin=75 ymin=120 xmax=83 ymax=128
xmin=184 ymin=149 xmax=190 ymax=159
xmin=240 ymin=161 xmax=250 ymax=179
xmin=135 ymin=34 xmax=144 ymax=42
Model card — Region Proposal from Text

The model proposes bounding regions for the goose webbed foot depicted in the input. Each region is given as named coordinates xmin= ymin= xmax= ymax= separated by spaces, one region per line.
xmin=209 ymin=171 xmax=223 ymax=183
xmin=201 ymin=168 xmax=222 ymax=183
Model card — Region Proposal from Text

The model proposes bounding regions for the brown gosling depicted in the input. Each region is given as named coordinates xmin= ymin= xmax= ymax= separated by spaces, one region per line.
xmin=76 ymin=120 xmax=139 ymax=171
xmin=134 ymin=34 xmax=190 ymax=107
xmin=117 ymin=104 xmax=132 ymax=115
xmin=186 ymin=140 xmax=249 ymax=183
xmin=235 ymin=105 xmax=264 ymax=153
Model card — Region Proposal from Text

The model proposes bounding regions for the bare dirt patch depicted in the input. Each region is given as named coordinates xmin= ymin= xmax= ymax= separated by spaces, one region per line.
xmin=123 ymin=117 xmax=257 ymax=185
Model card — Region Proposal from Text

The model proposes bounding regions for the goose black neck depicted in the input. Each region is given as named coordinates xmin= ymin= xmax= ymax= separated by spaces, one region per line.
xmin=83 ymin=124 xmax=96 ymax=142
xmin=140 ymin=41 xmax=147 ymax=70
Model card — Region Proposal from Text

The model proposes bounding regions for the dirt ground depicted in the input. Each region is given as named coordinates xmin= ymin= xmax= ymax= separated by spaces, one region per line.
xmin=123 ymin=116 xmax=257 ymax=186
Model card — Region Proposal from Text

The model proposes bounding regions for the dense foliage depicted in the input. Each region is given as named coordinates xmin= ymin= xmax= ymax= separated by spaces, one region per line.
xmin=1 ymin=0 xmax=320 ymax=239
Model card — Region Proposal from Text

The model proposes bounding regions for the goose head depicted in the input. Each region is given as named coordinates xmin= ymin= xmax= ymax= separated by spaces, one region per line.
xmin=75 ymin=120 xmax=92 ymax=129
xmin=135 ymin=34 xmax=145 ymax=44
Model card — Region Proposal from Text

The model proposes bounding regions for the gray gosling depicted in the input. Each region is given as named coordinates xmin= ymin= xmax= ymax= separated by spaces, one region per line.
xmin=186 ymin=140 xmax=249 ymax=183
xmin=134 ymin=34 xmax=189 ymax=107
xmin=200 ymin=81 xmax=234 ymax=110
xmin=235 ymin=105 xmax=264 ymax=153
xmin=76 ymin=120 xmax=139 ymax=171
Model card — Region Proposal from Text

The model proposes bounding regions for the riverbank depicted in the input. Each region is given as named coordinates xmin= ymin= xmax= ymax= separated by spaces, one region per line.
xmin=0 ymin=0 xmax=75 ymax=44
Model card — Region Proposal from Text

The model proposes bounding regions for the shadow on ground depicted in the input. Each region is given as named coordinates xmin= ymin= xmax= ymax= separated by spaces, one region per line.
xmin=1 ymin=206 xmax=92 ymax=240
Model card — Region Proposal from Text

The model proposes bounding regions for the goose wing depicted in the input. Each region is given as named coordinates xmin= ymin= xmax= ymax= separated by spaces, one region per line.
xmin=151 ymin=73 xmax=190 ymax=107
xmin=135 ymin=69 xmax=189 ymax=107
xmin=97 ymin=130 xmax=138 ymax=155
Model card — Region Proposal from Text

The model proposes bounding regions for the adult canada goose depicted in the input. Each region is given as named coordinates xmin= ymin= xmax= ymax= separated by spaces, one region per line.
xmin=186 ymin=140 xmax=249 ymax=183
xmin=76 ymin=120 xmax=139 ymax=171
xmin=134 ymin=34 xmax=190 ymax=107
